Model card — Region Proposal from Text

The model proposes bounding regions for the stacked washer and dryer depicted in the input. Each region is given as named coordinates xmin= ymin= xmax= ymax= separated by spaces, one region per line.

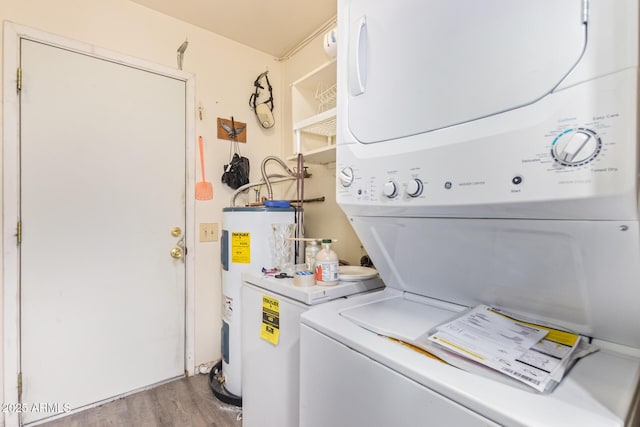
xmin=299 ymin=1 xmax=640 ymax=426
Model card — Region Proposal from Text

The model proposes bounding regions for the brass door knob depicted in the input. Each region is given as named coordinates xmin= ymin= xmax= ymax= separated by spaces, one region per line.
xmin=170 ymin=247 xmax=183 ymax=259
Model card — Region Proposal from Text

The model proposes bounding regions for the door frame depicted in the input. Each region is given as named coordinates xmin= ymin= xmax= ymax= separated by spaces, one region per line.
xmin=3 ymin=22 xmax=196 ymax=426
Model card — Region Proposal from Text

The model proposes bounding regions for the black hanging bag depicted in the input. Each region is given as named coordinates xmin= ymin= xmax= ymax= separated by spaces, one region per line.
xmin=222 ymin=152 xmax=250 ymax=189
xmin=221 ymin=118 xmax=250 ymax=189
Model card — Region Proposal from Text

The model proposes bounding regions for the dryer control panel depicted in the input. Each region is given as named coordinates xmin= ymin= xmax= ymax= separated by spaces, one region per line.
xmin=337 ymin=70 xmax=638 ymax=221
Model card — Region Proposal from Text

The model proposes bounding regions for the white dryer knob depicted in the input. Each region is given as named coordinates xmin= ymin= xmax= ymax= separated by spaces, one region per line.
xmin=383 ymin=181 xmax=399 ymax=198
xmin=406 ymin=179 xmax=424 ymax=197
xmin=551 ymin=129 xmax=601 ymax=166
xmin=339 ymin=167 xmax=355 ymax=187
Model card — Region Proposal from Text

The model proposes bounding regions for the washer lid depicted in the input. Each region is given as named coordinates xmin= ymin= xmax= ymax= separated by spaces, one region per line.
xmin=348 ymin=216 xmax=640 ymax=349
xmin=345 ymin=0 xmax=586 ymax=143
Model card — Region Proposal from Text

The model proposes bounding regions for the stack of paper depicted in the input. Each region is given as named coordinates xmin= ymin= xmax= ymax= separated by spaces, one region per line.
xmin=414 ymin=305 xmax=598 ymax=393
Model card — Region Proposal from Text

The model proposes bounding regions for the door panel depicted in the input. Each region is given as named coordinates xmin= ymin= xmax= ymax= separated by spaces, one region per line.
xmin=20 ymin=39 xmax=186 ymax=424
xmin=345 ymin=0 xmax=586 ymax=143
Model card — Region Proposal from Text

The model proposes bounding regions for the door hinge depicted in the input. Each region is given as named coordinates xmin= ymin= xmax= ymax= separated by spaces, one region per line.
xmin=17 ymin=67 xmax=22 ymax=92
xmin=18 ymin=372 xmax=22 ymax=400
xmin=17 ymin=221 xmax=22 ymax=245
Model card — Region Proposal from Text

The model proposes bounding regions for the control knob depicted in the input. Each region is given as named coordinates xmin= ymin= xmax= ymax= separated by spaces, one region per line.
xmin=339 ymin=167 xmax=355 ymax=187
xmin=406 ymin=178 xmax=424 ymax=197
xmin=383 ymin=180 xmax=399 ymax=198
xmin=551 ymin=128 xmax=601 ymax=167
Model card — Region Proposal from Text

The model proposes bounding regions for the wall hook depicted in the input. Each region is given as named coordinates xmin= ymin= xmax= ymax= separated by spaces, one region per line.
xmin=177 ymin=39 xmax=188 ymax=70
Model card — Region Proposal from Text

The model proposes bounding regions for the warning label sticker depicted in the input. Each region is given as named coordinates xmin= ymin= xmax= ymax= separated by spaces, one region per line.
xmin=260 ymin=295 xmax=280 ymax=345
xmin=231 ymin=232 xmax=250 ymax=264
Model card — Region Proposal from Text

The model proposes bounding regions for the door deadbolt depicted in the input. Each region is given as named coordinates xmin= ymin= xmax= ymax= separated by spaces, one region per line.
xmin=171 ymin=227 xmax=182 ymax=237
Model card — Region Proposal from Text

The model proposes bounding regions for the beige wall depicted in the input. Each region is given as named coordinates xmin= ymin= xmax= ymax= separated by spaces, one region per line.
xmin=1 ymin=0 xmax=290 ymax=399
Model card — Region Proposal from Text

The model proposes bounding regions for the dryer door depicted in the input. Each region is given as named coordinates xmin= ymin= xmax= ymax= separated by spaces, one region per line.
xmin=345 ymin=0 xmax=586 ymax=144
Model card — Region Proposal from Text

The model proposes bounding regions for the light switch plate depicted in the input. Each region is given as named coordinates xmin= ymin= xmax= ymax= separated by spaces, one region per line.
xmin=199 ymin=223 xmax=218 ymax=242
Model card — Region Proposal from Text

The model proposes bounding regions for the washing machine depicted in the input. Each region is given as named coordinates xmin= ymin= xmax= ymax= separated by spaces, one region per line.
xmin=241 ymin=270 xmax=383 ymax=427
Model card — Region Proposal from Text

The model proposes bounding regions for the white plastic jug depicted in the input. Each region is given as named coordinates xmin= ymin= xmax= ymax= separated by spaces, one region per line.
xmin=314 ymin=239 xmax=339 ymax=286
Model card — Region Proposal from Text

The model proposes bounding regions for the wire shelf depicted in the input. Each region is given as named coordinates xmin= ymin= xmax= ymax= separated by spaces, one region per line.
xmin=315 ymin=83 xmax=337 ymax=113
xmin=301 ymin=116 xmax=337 ymax=137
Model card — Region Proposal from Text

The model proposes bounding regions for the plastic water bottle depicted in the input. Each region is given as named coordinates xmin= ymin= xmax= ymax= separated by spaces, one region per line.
xmin=305 ymin=240 xmax=321 ymax=271
xmin=314 ymin=239 xmax=339 ymax=286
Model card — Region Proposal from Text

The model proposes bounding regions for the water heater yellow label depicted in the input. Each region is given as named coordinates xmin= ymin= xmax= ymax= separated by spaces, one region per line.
xmin=231 ymin=232 xmax=250 ymax=264
xmin=260 ymin=295 xmax=280 ymax=345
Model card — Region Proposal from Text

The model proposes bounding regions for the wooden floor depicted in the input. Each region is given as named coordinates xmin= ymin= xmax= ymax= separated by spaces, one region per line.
xmin=40 ymin=374 xmax=243 ymax=427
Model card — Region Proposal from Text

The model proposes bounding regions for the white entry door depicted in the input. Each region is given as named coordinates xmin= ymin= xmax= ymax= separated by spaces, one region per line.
xmin=19 ymin=39 xmax=186 ymax=424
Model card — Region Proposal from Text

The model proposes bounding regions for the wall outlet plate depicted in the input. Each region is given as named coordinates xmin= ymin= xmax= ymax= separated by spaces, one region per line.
xmin=199 ymin=223 xmax=218 ymax=242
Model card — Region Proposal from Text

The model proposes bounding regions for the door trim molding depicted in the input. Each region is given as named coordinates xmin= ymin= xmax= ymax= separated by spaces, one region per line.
xmin=3 ymin=22 xmax=196 ymax=426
